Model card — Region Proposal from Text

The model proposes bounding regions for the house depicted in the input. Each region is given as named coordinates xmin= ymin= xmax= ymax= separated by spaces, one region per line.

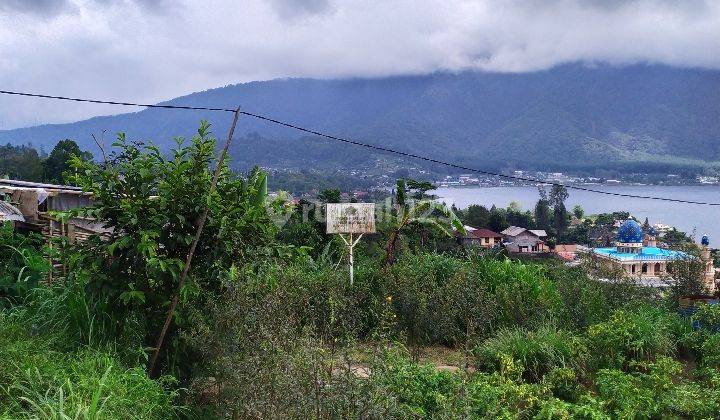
xmin=0 ymin=178 xmax=109 ymax=242
xmin=501 ymin=226 xmax=549 ymax=254
xmin=458 ymin=226 xmax=503 ymax=248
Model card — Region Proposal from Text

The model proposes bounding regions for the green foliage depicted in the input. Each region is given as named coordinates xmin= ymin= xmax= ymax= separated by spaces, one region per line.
xmin=475 ymin=326 xmax=589 ymax=383
xmin=0 ymin=222 xmax=50 ymax=301
xmin=382 ymin=179 xmax=464 ymax=265
xmin=62 ymin=122 xmax=286 ymax=372
xmin=595 ymin=357 xmax=720 ymax=418
xmin=387 ymin=254 xmax=562 ymax=347
xmin=0 ymin=143 xmax=44 ymax=181
xmin=587 ymin=305 xmax=680 ymax=369
xmin=43 ymin=139 xmax=92 ymax=184
xmin=0 ymin=314 xmax=179 ymax=419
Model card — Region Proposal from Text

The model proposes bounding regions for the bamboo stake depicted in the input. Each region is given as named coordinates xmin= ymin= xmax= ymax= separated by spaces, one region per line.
xmin=148 ymin=107 xmax=241 ymax=375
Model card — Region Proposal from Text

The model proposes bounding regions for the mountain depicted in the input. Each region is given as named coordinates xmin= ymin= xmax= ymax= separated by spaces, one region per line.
xmin=1 ymin=63 xmax=719 ymax=174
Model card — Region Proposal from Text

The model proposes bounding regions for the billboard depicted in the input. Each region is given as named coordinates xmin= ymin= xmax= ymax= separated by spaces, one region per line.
xmin=326 ymin=203 xmax=376 ymax=234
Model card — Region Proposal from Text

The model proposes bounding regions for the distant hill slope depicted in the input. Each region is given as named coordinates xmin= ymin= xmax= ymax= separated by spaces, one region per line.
xmin=1 ymin=63 xmax=719 ymax=173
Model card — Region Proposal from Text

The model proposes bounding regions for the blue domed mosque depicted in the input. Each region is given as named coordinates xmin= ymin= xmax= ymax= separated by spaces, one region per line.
xmin=592 ymin=220 xmax=715 ymax=291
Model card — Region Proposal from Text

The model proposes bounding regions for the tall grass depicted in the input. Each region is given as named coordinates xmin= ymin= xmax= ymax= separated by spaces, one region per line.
xmin=0 ymin=313 xmax=180 ymax=419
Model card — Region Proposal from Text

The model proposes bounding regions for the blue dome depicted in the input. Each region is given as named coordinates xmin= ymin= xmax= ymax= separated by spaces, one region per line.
xmin=702 ymin=234 xmax=710 ymax=246
xmin=647 ymin=226 xmax=657 ymax=236
xmin=617 ymin=220 xmax=644 ymax=243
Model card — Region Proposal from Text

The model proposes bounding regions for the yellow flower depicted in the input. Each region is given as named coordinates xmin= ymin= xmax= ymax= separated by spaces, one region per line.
xmin=386 ymin=295 xmax=393 ymax=302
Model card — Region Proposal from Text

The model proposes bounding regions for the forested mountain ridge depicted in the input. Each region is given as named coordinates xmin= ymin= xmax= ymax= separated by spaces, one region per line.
xmin=1 ymin=63 xmax=718 ymax=173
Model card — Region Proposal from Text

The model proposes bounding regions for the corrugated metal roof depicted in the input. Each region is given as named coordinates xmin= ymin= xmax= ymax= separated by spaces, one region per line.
xmin=0 ymin=201 xmax=25 ymax=222
xmin=0 ymin=178 xmax=82 ymax=192
xmin=529 ymin=230 xmax=547 ymax=237
xmin=501 ymin=226 xmax=526 ymax=237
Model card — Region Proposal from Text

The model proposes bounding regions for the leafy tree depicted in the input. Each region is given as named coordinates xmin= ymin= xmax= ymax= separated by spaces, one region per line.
xmin=553 ymin=202 xmax=570 ymax=238
xmin=43 ymin=139 xmax=91 ymax=184
xmin=0 ymin=143 xmax=43 ymax=181
xmin=488 ymin=206 xmax=509 ymax=233
xmin=549 ymin=185 xmax=569 ymax=209
xmin=383 ymin=179 xmax=464 ymax=265
xmin=572 ymin=205 xmax=584 ymax=220
xmin=317 ymin=188 xmax=341 ymax=203
xmin=463 ymin=204 xmax=490 ymax=228
xmin=506 ymin=207 xmax=534 ymax=229
xmin=63 ymin=122 xmax=285 ymax=373
xmin=534 ymin=199 xmax=552 ymax=232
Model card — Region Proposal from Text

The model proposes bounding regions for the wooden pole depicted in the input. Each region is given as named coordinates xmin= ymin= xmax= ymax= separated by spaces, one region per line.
xmin=148 ymin=107 xmax=241 ymax=375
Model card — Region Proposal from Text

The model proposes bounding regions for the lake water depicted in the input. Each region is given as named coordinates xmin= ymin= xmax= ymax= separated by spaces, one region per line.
xmin=435 ymin=185 xmax=720 ymax=243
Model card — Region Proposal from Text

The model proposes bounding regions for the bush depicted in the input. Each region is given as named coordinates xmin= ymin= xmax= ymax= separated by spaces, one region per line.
xmin=692 ymin=303 xmax=720 ymax=331
xmin=474 ymin=326 xmax=588 ymax=383
xmin=700 ymin=334 xmax=720 ymax=368
xmin=595 ymin=356 xmax=720 ymax=418
xmin=0 ymin=222 xmax=50 ymax=301
xmin=388 ymin=254 xmax=561 ymax=347
xmin=587 ymin=305 xmax=680 ymax=369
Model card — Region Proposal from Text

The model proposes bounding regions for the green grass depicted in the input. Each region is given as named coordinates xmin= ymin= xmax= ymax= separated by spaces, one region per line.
xmin=0 ymin=313 xmax=180 ymax=419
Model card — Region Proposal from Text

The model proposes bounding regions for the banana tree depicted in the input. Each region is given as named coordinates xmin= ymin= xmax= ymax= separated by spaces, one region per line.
xmin=384 ymin=179 xmax=465 ymax=266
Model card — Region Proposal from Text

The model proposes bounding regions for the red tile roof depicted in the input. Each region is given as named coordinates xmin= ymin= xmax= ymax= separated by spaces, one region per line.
xmin=468 ymin=228 xmax=502 ymax=238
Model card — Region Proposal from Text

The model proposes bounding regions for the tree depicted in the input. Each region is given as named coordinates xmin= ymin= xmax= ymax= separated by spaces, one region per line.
xmin=317 ymin=188 xmax=341 ymax=203
xmin=64 ymin=122 xmax=284 ymax=374
xmin=553 ymin=202 xmax=570 ymax=238
xmin=464 ymin=204 xmax=490 ymax=228
xmin=43 ymin=139 xmax=91 ymax=184
xmin=572 ymin=205 xmax=584 ymax=220
xmin=534 ymin=199 xmax=552 ymax=232
xmin=0 ymin=144 xmax=43 ymax=181
xmin=488 ymin=209 xmax=509 ymax=233
xmin=383 ymin=178 xmax=464 ymax=265
xmin=548 ymin=184 xmax=569 ymax=208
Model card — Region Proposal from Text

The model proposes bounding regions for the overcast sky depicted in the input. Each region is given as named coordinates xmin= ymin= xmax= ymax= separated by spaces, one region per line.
xmin=0 ymin=0 xmax=718 ymax=129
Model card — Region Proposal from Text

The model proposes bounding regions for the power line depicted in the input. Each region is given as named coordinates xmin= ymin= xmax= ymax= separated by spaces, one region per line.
xmin=0 ymin=90 xmax=236 ymax=112
xmin=2 ymin=88 xmax=719 ymax=206
xmin=239 ymin=111 xmax=720 ymax=206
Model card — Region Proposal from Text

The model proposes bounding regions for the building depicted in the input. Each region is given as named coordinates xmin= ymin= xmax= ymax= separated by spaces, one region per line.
xmin=458 ymin=226 xmax=503 ymax=248
xmin=591 ymin=220 xmax=715 ymax=293
xmin=501 ymin=226 xmax=549 ymax=254
xmin=0 ymin=178 xmax=109 ymax=242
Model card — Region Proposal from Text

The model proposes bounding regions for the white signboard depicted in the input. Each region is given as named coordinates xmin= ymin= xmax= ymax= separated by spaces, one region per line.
xmin=326 ymin=203 xmax=376 ymax=234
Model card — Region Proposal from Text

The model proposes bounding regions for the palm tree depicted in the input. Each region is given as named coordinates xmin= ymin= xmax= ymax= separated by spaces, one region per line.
xmin=383 ymin=179 xmax=465 ymax=266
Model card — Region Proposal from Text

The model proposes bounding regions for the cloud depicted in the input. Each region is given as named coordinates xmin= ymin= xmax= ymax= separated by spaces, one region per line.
xmin=0 ymin=0 xmax=718 ymax=129
xmin=269 ymin=0 xmax=334 ymax=20
xmin=0 ymin=0 xmax=77 ymax=16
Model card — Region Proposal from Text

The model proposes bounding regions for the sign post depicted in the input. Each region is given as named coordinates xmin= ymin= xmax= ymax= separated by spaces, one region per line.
xmin=326 ymin=203 xmax=376 ymax=285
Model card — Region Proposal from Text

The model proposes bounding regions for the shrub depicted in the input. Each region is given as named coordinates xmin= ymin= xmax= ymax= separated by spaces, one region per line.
xmin=693 ymin=303 xmax=720 ymax=331
xmin=372 ymin=349 xmax=464 ymax=417
xmin=474 ymin=326 xmax=588 ymax=383
xmin=470 ymin=257 xmax=562 ymax=331
xmin=595 ymin=368 xmax=656 ymax=418
xmin=388 ymin=254 xmax=561 ymax=347
xmin=700 ymin=334 xmax=720 ymax=368
xmin=587 ymin=305 xmax=679 ymax=369
xmin=0 ymin=223 xmax=50 ymax=301
xmin=595 ymin=356 xmax=720 ymax=418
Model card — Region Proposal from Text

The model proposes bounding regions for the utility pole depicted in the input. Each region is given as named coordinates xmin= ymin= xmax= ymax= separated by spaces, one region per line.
xmin=148 ymin=106 xmax=241 ymax=375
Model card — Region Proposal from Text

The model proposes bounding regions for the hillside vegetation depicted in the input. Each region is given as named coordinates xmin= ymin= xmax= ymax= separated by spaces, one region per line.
xmin=1 ymin=123 xmax=720 ymax=418
xmin=1 ymin=64 xmax=719 ymax=173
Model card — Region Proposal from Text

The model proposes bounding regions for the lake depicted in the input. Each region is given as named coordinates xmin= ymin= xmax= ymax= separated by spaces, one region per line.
xmin=435 ymin=185 xmax=720 ymax=243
